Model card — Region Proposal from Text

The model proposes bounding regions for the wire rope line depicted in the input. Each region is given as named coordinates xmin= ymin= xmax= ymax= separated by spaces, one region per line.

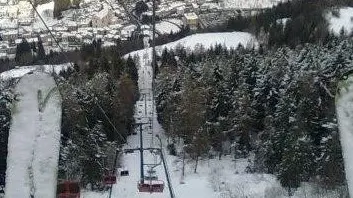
xmin=149 ymin=0 xmax=157 ymax=148
xmin=28 ymin=0 xmax=74 ymax=69
xmin=94 ymin=97 xmax=128 ymax=144
xmin=29 ymin=0 xmax=130 ymax=146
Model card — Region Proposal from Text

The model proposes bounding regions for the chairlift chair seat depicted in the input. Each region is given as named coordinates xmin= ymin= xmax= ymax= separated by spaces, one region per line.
xmin=138 ymin=180 xmax=164 ymax=193
xmin=120 ymin=170 xmax=129 ymax=176
xmin=138 ymin=182 xmax=151 ymax=192
xmin=103 ymin=175 xmax=117 ymax=185
xmin=57 ymin=181 xmax=80 ymax=198
xmin=144 ymin=175 xmax=158 ymax=180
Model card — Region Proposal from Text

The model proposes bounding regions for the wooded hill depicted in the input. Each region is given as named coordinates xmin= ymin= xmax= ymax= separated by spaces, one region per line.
xmin=155 ymin=36 xmax=353 ymax=195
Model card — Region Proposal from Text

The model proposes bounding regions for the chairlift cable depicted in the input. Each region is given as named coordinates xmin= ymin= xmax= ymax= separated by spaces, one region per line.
xmin=29 ymin=0 xmax=130 ymax=145
xmin=28 ymin=1 xmax=131 ymax=193
xmin=28 ymin=0 xmax=74 ymax=69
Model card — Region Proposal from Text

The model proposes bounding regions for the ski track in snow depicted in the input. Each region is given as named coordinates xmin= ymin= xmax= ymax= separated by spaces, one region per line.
xmin=336 ymin=77 xmax=353 ymax=198
xmin=4 ymin=72 xmax=61 ymax=198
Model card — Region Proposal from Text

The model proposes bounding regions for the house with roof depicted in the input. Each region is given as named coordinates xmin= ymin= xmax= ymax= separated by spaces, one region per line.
xmin=182 ymin=12 xmax=199 ymax=30
xmin=92 ymin=6 xmax=113 ymax=28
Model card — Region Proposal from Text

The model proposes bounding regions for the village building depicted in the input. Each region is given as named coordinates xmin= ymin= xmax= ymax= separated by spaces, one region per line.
xmin=177 ymin=6 xmax=185 ymax=15
xmin=2 ymin=30 xmax=17 ymax=41
xmin=182 ymin=12 xmax=199 ymax=30
xmin=67 ymin=21 xmax=78 ymax=31
xmin=92 ymin=6 xmax=113 ymax=28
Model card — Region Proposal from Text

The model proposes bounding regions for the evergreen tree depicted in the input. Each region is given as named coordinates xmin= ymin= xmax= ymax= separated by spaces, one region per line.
xmin=37 ymin=37 xmax=46 ymax=62
xmin=126 ymin=56 xmax=138 ymax=85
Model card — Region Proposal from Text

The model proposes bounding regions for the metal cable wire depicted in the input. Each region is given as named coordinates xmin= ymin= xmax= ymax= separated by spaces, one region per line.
xmin=28 ymin=0 xmax=129 ymax=144
xmin=28 ymin=0 xmax=132 ymax=185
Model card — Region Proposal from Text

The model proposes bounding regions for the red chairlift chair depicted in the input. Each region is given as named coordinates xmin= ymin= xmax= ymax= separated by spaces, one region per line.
xmin=57 ymin=181 xmax=80 ymax=198
xmin=103 ymin=175 xmax=117 ymax=185
xmin=138 ymin=180 xmax=164 ymax=193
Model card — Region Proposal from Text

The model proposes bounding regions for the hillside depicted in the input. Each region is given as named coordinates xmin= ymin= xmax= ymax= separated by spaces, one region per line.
xmin=3 ymin=0 xmax=353 ymax=197
xmin=5 ymin=72 xmax=61 ymax=198
xmin=154 ymin=35 xmax=353 ymax=197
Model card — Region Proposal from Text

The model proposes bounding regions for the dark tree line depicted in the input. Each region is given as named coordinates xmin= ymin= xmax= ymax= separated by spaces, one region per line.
xmin=225 ymin=0 xmax=353 ymax=48
xmin=1 ymin=26 xmax=190 ymax=72
xmin=0 ymin=79 xmax=17 ymax=191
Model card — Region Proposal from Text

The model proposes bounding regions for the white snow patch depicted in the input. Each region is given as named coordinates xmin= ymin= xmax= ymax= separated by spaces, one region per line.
xmin=327 ymin=7 xmax=353 ymax=35
xmin=223 ymin=0 xmax=285 ymax=9
xmin=0 ymin=63 xmax=71 ymax=81
xmin=156 ymin=21 xmax=180 ymax=34
xmin=36 ymin=1 xmax=54 ymax=18
xmin=126 ymin=32 xmax=257 ymax=67
xmin=336 ymin=75 xmax=353 ymax=197
xmin=33 ymin=2 xmax=59 ymax=29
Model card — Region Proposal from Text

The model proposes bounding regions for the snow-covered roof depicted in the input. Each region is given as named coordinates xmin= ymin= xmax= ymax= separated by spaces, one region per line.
xmin=27 ymin=37 xmax=38 ymax=43
xmin=95 ymin=6 xmax=110 ymax=19
xmin=192 ymin=3 xmax=199 ymax=9
xmin=66 ymin=21 xmax=77 ymax=26
xmin=15 ymin=39 xmax=22 ymax=44
xmin=0 ymin=18 xmax=17 ymax=29
xmin=223 ymin=0 xmax=284 ymax=9
xmin=3 ymin=30 xmax=17 ymax=35
xmin=169 ymin=1 xmax=186 ymax=8
xmin=184 ymin=12 xmax=198 ymax=20
xmin=0 ymin=52 xmax=8 ymax=58
xmin=109 ymin=24 xmax=123 ymax=29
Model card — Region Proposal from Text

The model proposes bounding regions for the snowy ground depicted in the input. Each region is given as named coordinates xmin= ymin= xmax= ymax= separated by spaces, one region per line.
xmin=327 ymin=7 xmax=353 ymax=36
xmin=127 ymin=31 xmax=258 ymax=67
xmin=4 ymin=72 xmax=62 ymax=198
xmin=336 ymin=75 xmax=353 ymax=197
xmin=156 ymin=21 xmax=181 ymax=34
xmin=223 ymin=0 xmax=285 ymax=9
xmin=0 ymin=63 xmax=71 ymax=81
xmin=33 ymin=1 xmax=59 ymax=30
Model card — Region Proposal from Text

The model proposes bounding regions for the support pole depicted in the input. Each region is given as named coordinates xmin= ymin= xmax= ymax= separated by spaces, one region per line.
xmin=156 ymin=135 xmax=175 ymax=198
xmin=144 ymin=93 xmax=147 ymax=116
xmin=152 ymin=0 xmax=156 ymax=77
xmin=139 ymin=124 xmax=144 ymax=183
xmin=108 ymin=148 xmax=120 ymax=198
xmin=150 ymin=0 xmax=157 ymax=148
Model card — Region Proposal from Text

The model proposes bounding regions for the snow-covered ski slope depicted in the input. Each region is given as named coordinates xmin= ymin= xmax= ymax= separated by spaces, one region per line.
xmin=83 ymin=39 xmax=171 ymax=198
xmin=127 ymin=31 xmax=257 ymax=66
xmin=0 ymin=64 xmax=71 ymax=81
xmin=4 ymin=72 xmax=62 ymax=198
xmin=336 ymin=75 xmax=353 ymax=197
